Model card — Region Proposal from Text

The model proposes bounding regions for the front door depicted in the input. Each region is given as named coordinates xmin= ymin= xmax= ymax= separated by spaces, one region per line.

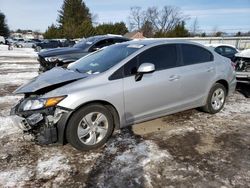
xmin=123 ymin=44 xmax=182 ymax=124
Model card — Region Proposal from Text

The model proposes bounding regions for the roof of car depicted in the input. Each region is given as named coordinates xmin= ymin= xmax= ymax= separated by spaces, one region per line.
xmin=204 ymin=43 xmax=237 ymax=48
xmin=92 ymin=34 xmax=128 ymax=40
xmin=119 ymin=38 xmax=205 ymax=47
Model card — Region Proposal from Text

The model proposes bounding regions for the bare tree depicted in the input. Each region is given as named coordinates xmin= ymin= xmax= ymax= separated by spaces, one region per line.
xmin=191 ymin=17 xmax=199 ymax=36
xmin=145 ymin=6 xmax=188 ymax=33
xmin=128 ymin=6 xmax=145 ymax=31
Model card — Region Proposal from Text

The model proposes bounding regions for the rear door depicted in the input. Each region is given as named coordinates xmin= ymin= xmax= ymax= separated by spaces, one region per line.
xmin=123 ymin=44 xmax=182 ymax=124
xmin=178 ymin=44 xmax=215 ymax=107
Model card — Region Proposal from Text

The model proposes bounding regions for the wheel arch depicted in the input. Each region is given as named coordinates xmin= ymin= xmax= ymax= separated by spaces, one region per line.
xmin=215 ymin=79 xmax=229 ymax=95
xmin=57 ymin=100 xmax=121 ymax=145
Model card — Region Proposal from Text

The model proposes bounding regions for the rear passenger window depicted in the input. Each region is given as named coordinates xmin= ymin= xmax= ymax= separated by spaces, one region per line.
xmin=181 ymin=44 xmax=213 ymax=65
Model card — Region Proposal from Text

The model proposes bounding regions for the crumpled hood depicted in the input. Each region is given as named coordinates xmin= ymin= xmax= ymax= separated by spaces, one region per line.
xmin=235 ymin=49 xmax=250 ymax=58
xmin=39 ymin=47 xmax=83 ymax=57
xmin=14 ymin=67 xmax=89 ymax=94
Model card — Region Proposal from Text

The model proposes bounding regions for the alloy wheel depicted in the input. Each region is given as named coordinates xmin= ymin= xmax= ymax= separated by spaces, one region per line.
xmin=77 ymin=112 xmax=109 ymax=145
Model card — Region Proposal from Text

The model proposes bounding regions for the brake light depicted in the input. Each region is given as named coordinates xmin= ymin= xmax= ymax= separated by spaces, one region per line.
xmin=231 ymin=61 xmax=236 ymax=70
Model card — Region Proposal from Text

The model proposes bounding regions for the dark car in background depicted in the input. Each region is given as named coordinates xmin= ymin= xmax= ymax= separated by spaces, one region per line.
xmin=37 ymin=35 xmax=130 ymax=72
xmin=205 ymin=44 xmax=239 ymax=62
xmin=34 ymin=39 xmax=63 ymax=52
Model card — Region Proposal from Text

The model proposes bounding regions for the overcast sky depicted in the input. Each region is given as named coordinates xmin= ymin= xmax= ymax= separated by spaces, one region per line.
xmin=0 ymin=0 xmax=250 ymax=33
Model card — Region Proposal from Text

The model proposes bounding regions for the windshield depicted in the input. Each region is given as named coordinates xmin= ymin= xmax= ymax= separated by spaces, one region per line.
xmin=73 ymin=37 xmax=97 ymax=49
xmin=68 ymin=44 xmax=142 ymax=74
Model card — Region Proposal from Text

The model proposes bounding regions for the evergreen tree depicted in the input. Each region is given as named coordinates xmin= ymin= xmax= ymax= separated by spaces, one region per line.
xmin=154 ymin=21 xmax=189 ymax=38
xmin=43 ymin=24 xmax=62 ymax=39
xmin=95 ymin=22 xmax=128 ymax=35
xmin=0 ymin=11 xmax=10 ymax=37
xmin=79 ymin=21 xmax=96 ymax=38
xmin=58 ymin=0 xmax=92 ymax=38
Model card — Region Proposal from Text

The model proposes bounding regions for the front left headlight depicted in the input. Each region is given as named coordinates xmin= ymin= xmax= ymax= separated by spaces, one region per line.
xmin=22 ymin=96 xmax=66 ymax=111
xmin=45 ymin=57 xmax=58 ymax=62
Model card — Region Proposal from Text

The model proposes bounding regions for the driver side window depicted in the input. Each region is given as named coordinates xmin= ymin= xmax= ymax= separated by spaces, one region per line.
xmin=124 ymin=44 xmax=178 ymax=77
xmin=90 ymin=39 xmax=114 ymax=52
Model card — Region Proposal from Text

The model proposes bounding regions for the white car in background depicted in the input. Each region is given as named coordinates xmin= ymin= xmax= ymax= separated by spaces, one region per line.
xmin=15 ymin=39 xmax=35 ymax=48
xmin=0 ymin=36 xmax=5 ymax=44
xmin=205 ymin=44 xmax=239 ymax=62
xmin=235 ymin=49 xmax=250 ymax=84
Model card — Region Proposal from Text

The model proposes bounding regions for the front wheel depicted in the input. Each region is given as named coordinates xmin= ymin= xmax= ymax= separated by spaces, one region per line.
xmin=201 ymin=83 xmax=227 ymax=114
xmin=66 ymin=104 xmax=114 ymax=151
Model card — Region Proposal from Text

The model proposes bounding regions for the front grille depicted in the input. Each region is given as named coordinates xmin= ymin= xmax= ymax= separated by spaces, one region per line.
xmin=235 ymin=57 xmax=250 ymax=72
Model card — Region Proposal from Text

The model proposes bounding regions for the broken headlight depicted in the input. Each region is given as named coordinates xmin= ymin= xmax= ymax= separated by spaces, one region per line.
xmin=22 ymin=96 xmax=66 ymax=111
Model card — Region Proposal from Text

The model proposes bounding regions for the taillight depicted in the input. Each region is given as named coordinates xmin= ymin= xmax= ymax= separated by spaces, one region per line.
xmin=231 ymin=61 xmax=236 ymax=70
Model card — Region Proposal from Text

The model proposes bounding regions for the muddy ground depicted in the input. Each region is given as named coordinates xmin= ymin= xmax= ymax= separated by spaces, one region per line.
xmin=0 ymin=45 xmax=249 ymax=188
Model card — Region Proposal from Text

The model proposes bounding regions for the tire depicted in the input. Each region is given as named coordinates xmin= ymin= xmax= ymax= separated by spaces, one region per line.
xmin=66 ymin=104 xmax=114 ymax=151
xmin=36 ymin=46 xmax=41 ymax=52
xmin=201 ymin=83 xmax=227 ymax=114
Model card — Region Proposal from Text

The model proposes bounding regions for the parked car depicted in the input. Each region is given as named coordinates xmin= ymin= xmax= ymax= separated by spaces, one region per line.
xmin=205 ymin=44 xmax=239 ymax=62
xmin=0 ymin=36 xmax=5 ymax=44
xmin=15 ymin=39 xmax=36 ymax=48
xmin=11 ymin=40 xmax=236 ymax=151
xmin=13 ymin=38 xmax=25 ymax=47
xmin=37 ymin=35 xmax=130 ymax=72
xmin=33 ymin=39 xmax=62 ymax=52
xmin=234 ymin=49 xmax=250 ymax=84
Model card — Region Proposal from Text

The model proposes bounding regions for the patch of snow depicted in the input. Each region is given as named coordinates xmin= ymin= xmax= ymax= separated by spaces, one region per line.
xmin=0 ymin=116 xmax=21 ymax=138
xmin=0 ymin=167 xmax=32 ymax=187
xmin=0 ymin=95 xmax=22 ymax=105
xmin=36 ymin=155 xmax=71 ymax=180
xmin=0 ymin=72 xmax=37 ymax=85
xmin=167 ymin=126 xmax=195 ymax=135
xmin=0 ymin=45 xmax=37 ymax=58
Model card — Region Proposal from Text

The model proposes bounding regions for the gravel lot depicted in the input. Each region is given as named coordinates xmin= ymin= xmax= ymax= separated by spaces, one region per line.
xmin=0 ymin=45 xmax=250 ymax=187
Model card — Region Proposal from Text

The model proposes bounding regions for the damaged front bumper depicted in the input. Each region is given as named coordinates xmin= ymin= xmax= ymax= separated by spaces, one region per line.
xmin=10 ymin=101 xmax=72 ymax=145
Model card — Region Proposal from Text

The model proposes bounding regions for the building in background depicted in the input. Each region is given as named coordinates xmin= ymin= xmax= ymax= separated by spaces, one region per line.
xmin=124 ymin=31 xmax=145 ymax=39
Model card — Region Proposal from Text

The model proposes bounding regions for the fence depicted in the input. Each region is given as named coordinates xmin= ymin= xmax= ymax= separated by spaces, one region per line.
xmin=165 ymin=37 xmax=250 ymax=50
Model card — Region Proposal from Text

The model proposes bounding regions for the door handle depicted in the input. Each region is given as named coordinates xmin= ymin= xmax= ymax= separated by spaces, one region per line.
xmin=169 ymin=75 xmax=180 ymax=81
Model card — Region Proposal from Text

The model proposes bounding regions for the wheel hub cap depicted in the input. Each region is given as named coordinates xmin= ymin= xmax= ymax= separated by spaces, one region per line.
xmin=77 ymin=112 xmax=108 ymax=145
xmin=211 ymin=88 xmax=225 ymax=110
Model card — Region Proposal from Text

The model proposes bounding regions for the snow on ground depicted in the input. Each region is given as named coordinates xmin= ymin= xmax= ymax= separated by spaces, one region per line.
xmin=0 ymin=45 xmax=37 ymax=58
xmin=0 ymin=45 xmax=250 ymax=187
xmin=0 ymin=63 xmax=39 ymax=70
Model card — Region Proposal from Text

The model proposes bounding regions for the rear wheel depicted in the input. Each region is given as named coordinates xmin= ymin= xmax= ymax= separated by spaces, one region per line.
xmin=66 ymin=104 xmax=114 ymax=151
xmin=36 ymin=46 xmax=41 ymax=52
xmin=201 ymin=83 xmax=227 ymax=114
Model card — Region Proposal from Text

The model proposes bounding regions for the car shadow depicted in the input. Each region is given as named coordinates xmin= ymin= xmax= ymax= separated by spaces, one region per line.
xmin=236 ymin=82 xmax=250 ymax=98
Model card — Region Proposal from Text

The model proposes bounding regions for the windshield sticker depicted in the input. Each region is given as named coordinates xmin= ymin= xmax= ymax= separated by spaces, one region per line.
xmin=86 ymin=41 xmax=93 ymax=44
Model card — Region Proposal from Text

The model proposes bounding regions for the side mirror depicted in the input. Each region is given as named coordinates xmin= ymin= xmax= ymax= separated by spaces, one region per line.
xmin=135 ymin=63 xmax=155 ymax=81
xmin=137 ymin=63 xmax=155 ymax=73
